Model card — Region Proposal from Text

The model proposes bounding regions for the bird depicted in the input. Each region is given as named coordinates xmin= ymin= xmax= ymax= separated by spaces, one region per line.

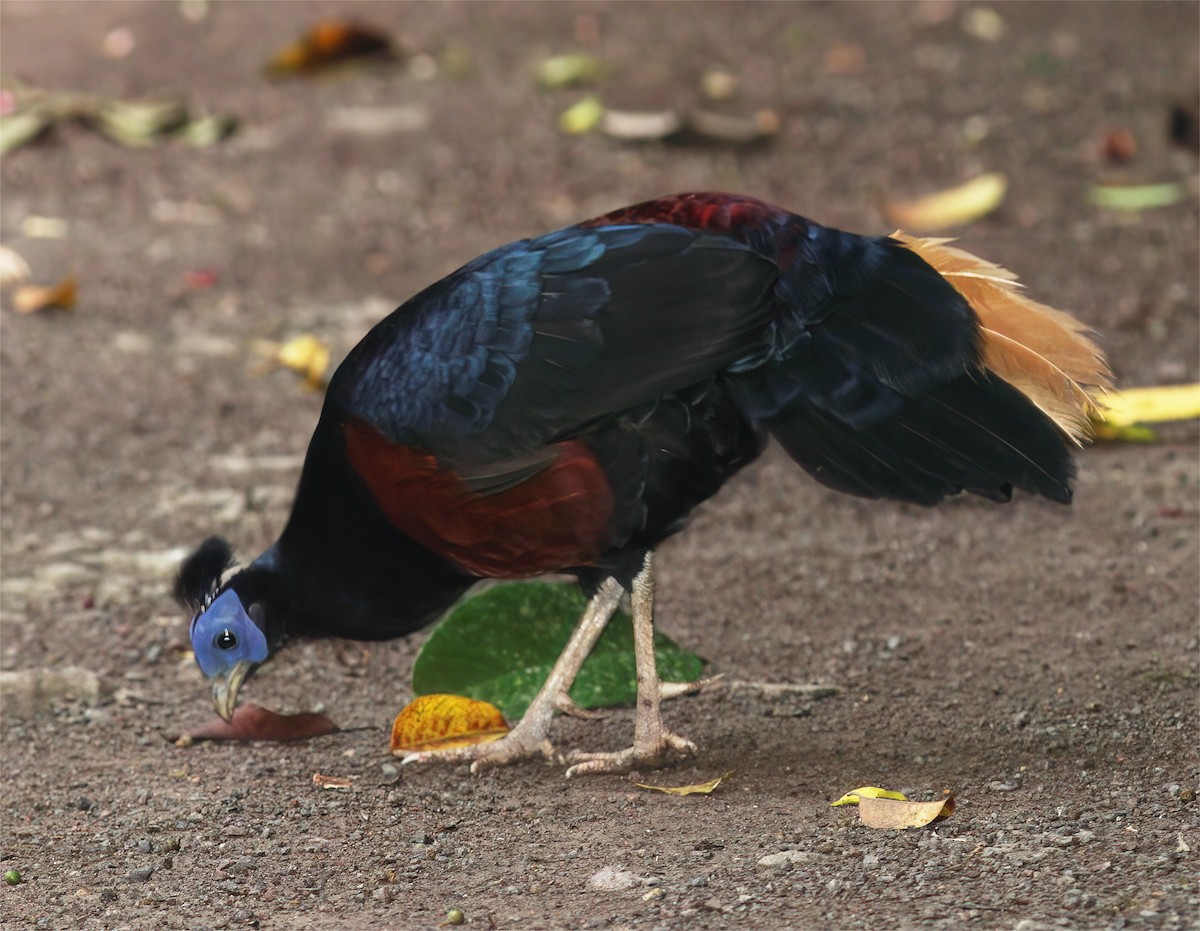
xmin=175 ymin=192 xmax=1110 ymax=775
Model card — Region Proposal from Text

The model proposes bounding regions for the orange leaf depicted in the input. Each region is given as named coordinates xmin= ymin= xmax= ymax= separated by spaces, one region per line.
xmin=267 ymin=19 xmax=393 ymax=75
xmin=12 ymin=276 xmax=77 ymax=314
xmin=390 ymin=694 xmax=509 ymax=754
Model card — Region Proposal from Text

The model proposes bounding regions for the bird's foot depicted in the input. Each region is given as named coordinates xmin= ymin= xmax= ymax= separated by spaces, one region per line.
xmin=400 ymin=716 xmax=558 ymax=774
xmin=562 ymin=728 xmax=697 ymax=778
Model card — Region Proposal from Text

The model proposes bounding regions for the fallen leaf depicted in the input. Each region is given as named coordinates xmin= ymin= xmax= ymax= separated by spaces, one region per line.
xmin=20 ymin=215 xmax=69 ymax=239
xmin=312 ymin=773 xmax=355 ymax=790
xmin=830 ymin=786 xmax=909 ymax=807
xmin=536 ymin=53 xmax=608 ymax=89
xmin=883 ymin=172 xmax=1008 ymax=231
xmin=558 ymin=96 xmax=606 ymax=135
xmin=92 ymin=99 xmax=188 ymax=147
xmin=684 ymin=109 xmax=779 ymax=144
xmin=12 ymin=276 xmax=77 ymax=314
xmin=1099 ymin=128 xmax=1137 ymax=164
xmin=857 ymin=793 xmax=956 ymax=829
xmin=0 ymin=107 xmax=53 ymax=155
xmin=390 ymin=694 xmax=509 ymax=754
xmin=174 ymin=703 xmax=339 ymax=742
xmin=634 ymin=771 xmax=734 ymax=796
xmin=411 ymin=582 xmax=704 ymax=720
xmin=266 ymin=19 xmax=394 ymax=75
xmin=275 ymin=334 xmax=330 ymax=389
xmin=700 ymin=69 xmax=738 ymax=101
xmin=0 ymin=245 xmax=31 ymax=287
xmin=1090 ymin=384 xmax=1200 ymax=441
xmin=961 ymin=7 xmax=1007 ymax=41
xmin=1087 ymin=182 xmax=1185 ymax=211
xmin=325 ymin=105 xmax=429 ymax=136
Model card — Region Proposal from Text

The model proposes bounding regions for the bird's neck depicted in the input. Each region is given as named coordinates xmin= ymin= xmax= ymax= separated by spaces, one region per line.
xmin=269 ymin=410 xmax=475 ymax=642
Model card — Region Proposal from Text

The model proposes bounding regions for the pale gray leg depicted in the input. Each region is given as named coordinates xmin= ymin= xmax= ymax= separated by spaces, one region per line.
xmin=564 ymin=551 xmax=696 ymax=777
xmin=402 ymin=577 xmax=624 ymax=773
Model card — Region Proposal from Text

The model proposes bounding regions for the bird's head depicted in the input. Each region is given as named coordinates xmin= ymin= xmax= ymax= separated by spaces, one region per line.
xmin=175 ymin=537 xmax=283 ymax=721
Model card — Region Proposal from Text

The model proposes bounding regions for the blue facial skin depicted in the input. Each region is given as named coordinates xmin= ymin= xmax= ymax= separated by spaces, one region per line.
xmin=190 ymin=589 xmax=270 ymax=679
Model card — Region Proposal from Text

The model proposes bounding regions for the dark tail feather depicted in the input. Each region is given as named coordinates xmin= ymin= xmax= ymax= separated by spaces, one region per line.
xmin=769 ymin=371 xmax=1075 ymax=506
xmin=736 ymin=225 xmax=1083 ymax=506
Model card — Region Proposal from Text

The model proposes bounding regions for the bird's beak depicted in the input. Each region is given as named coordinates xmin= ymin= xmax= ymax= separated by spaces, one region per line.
xmin=211 ymin=660 xmax=253 ymax=722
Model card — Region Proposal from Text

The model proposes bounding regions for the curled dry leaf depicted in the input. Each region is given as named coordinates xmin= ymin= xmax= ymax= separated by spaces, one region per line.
xmin=883 ymin=172 xmax=1008 ymax=231
xmin=633 ymin=771 xmax=734 ymax=796
xmin=857 ymin=793 xmax=956 ymax=829
xmin=390 ymin=693 xmax=509 ymax=754
xmin=12 ymin=276 xmax=77 ymax=314
xmin=312 ymin=773 xmax=355 ymax=790
xmin=174 ymin=703 xmax=339 ymax=743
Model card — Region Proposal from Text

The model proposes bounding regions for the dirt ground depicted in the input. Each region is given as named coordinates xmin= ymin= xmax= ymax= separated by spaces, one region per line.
xmin=1 ymin=2 xmax=1198 ymax=929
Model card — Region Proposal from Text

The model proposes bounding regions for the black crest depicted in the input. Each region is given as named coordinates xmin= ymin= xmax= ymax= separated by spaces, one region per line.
xmin=174 ymin=537 xmax=236 ymax=612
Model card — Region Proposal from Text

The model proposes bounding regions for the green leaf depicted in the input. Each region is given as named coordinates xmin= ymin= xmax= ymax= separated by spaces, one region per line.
xmin=412 ymin=581 xmax=705 ymax=720
xmin=1087 ymin=182 xmax=1184 ymax=211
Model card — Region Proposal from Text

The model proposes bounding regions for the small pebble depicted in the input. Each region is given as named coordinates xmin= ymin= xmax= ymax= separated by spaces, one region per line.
xmin=128 ymin=866 xmax=154 ymax=883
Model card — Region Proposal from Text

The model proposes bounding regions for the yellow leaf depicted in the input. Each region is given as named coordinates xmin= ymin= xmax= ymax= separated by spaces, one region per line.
xmin=558 ymin=96 xmax=605 ymax=135
xmin=857 ymin=793 xmax=956 ymax=829
xmin=12 ymin=276 xmax=77 ymax=314
xmin=883 ymin=172 xmax=1008 ymax=231
xmin=536 ymin=53 xmax=608 ymax=89
xmin=830 ymin=786 xmax=909 ymax=807
xmin=1092 ymin=385 xmax=1200 ymax=427
xmin=390 ymin=694 xmax=509 ymax=754
xmin=275 ymin=334 xmax=330 ymax=389
xmin=634 ymin=771 xmax=734 ymax=796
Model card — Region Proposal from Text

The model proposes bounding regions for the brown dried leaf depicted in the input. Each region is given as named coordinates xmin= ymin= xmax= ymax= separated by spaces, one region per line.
xmin=312 ymin=773 xmax=355 ymax=790
xmin=175 ymin=703 xmax=339 ymax=743
xmin=634 ymin=771 xmax=734 ymax=796
xmin=390 ymin=694 xmax=509 ymax=754
xmin=12 ymin=276 xmax=76 ymax=314
xmin=857 ymin=793 xmax=955 ymax=829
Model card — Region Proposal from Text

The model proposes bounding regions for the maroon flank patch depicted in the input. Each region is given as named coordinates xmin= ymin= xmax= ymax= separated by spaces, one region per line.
xmin=342 ymin=420 xmax=617 ymax=578
xmin=580 ymin=192 xmax=790 ymax=236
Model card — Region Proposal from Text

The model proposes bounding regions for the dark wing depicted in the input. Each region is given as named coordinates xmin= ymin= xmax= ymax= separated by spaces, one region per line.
xmin=329 ymin=223 xmax=780 ymax=473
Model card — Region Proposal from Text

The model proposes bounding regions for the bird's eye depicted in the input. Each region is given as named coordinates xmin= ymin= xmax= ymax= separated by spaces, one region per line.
xmin=214 ymin=629 xmax=238 ymax=650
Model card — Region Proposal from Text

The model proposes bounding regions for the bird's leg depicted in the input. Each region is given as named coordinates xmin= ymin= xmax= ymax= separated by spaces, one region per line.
xmin=564 ymin=552 xmax=697 ymax=777
xmin=401 ymin=577 xmax=625 ymax=773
